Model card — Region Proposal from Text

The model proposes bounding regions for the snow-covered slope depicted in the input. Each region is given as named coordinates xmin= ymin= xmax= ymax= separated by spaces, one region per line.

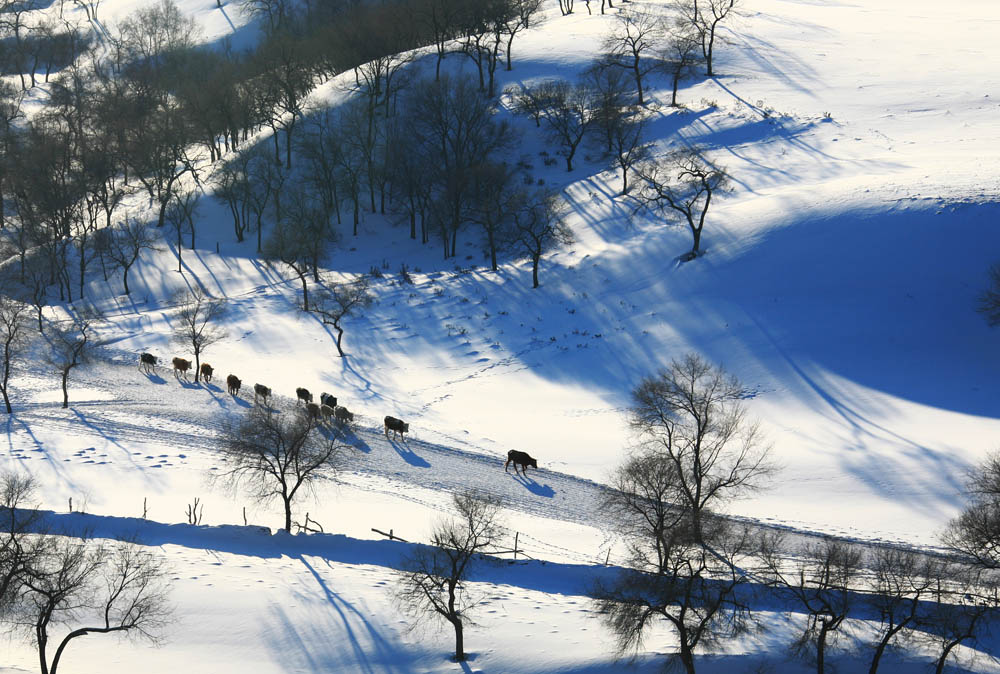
xmin=2 ymin=0 xmax=1000 ymax=671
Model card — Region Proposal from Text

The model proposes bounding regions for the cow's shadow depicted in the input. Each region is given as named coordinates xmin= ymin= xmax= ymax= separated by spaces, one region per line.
xmin=343 ymin=427 xmax=371 ymax=454
xmin=509 ymin=472 xmax=555 ymax=498
xmin=387 ymin=437 xmax=429 ymax=468
xmin=175 ymin=376 xmax=199 ymax=389
xmin=230 ymin=395 xmax=252 ymax=409
xmin=142 ymin=372 xmax=166 ymax=385
xmin=315 ymin=424 xmax=370 ymax=454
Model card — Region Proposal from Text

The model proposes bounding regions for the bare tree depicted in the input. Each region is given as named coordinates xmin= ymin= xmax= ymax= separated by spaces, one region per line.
xmin=172 ymin=287 xmax=227 ymax=384
xmin=165 ymin=190 xmax=200 ymax=273
xmin=866 ymin=546 xmax=939 ymax=674
xmin=211 ymin=156 xmax=252 ymax=244
xmin=469 ymin=162 xmax=518 ymax=272
xmin=240 ymin=0 xmax=295 ymax=35
xmin=759 ymin=535 xmax=864 ymax=674
xmin=215 ymin=405 xmax=349 ymax=532
xmin=46 ymin=313 xmax=96 ymax=409
xmin=508 ymin=190 xmax=573 ymax=289
xmin=608 ymin=112 xmax=648 ymax=195
xmin=660 ymin=21 xmax=703 ymax=106
xmin=630 ymin=353 xmax=772 ymax=541
xmin=21 ymin=538 xmax=171 ymax=674
xmin=406 ymin=75 xmax=510 ymax=258
xmin=591 ymin=513 xmax=754 ymax=674
xmin=0 ymin=471 xmax=43 ymax=618
xmin=263 ymin=187 xmax=336 ymax=311
xmin=914 ymin=566 xmax=996 ymax=674
xmin=942 ymin=450 xmax=1000 ymax=568
xmin=395 ymin=491 xmax=504 ymax=662
xmin=310 ymin=276 xmax=374 ymax=357
xmin=0 ymin=80 xmax=25 ymax=230
xmin=635 ymin=149 xmax=729 ymax=259
xmin=106 ymin=218 xmax=159 ymax=296
xmin=501 ymin=0 xmax=544 ymax=71
xmin=0 ymin=293 xmax=30 ymax=414
xmin=537 ymin=80 xmax=597 ymax=172
xmin=507 ymin=81 xmax=558 ymax=128
xmin=123 ymin=100 xmax=197 ymax=231
xmin=977 ymin=263 xmax=1000 ymax=327
xmin=673 ymin=0 xmax=740 ymax=77
xmin=586 ymin=65 xmax=632 ymax=156
xmin=599 ymin=9 xmax=663 ymax=106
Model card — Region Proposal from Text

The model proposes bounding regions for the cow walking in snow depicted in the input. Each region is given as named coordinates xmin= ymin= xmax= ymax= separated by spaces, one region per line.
xmin=172 ymin=357 xmax=191 ymax=379
xmin=384 ymin=416 xmax=408 ymax=440
xmin=139 ymin=353 xmax=157 ymax=374
xmin=505 ymin=450 xmax=538 ymax=476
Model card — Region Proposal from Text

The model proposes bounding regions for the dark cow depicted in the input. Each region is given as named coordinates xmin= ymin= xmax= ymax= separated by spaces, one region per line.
xmin=505 ymin=450 xmax=538 ymax=476
xmin=305 ymin=402 xmax=321 ymax=421
xmin=296 ymin=387 xmax=313 ymax=404
xmin=172 ymin=357 xmax=191 ymax=378
xmin=384 ymin=415 xmax=409 ymax=439
xmin=334 ymin=406 xmax=354 ymax=425
xmin=200 ymin=363 xmax=214 ymax=382
xmin=139 ymin=352 xmax=157 ymax=374
xmin=254 ymin=383 xmax=271 ymax=405
xmin=320 ymin=392 xmax=337 ymax=408
xmin=227 ymin=374 xmax=241 ymax=396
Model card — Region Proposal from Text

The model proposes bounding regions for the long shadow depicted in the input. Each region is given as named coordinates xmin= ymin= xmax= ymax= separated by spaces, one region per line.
xmin=142 ymin=370 xmax=167 ymax=385
xmin=333 ymin=425 xmax=371 ymax=454
xmin=201 ymin=381 xmax=228 ymax=409
xmin=6 ymin=415 xmax=44 ymax=454
xmin=511 ymin=472 xmax=555 ymax=498
xmin=28 ymin=506 xmax=1000 ymax=662
xmin=298 ymin=555 xmax=414 ymax=673
xmin=176 ymin=376 xmax=200 ymax=390
xmin=387 ymin=437 xmax=430 ymax=468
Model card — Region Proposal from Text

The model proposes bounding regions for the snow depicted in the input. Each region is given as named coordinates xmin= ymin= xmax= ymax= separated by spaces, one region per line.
xmin=2 ymin=0 xmax=1000 ymax=670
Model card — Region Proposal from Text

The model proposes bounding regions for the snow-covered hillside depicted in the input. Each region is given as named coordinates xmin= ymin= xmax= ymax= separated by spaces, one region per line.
xmin=1 ymin=0 xmax=999 ymax=671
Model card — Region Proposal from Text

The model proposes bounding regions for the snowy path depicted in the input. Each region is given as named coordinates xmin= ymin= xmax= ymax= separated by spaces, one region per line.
xmin=5 ymin=354 xmax=953 ymax=568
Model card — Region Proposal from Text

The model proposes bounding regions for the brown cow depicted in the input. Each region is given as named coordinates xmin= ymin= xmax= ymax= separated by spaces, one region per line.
xmin=320 ymin=404 xmax=336 ymax=424
xmin=305 ymin=402 xmax=321 ymax=421
xmin=200 ymin=363 xmax=213 ymax=382
xmin=227 ymin=374 xmax=241 ymax=396
xmin=296 ymin=387 xmax=312 ymax=404
xmin=505 ymin=450 xmax=538 ymax=476
xmin=172 ymin=357 xmax=191 ymax=379
xmin=334 ymin=406 xmax=354 ymax=425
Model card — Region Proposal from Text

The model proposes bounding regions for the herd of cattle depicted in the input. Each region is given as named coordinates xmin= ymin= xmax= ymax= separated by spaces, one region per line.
xmin=138 ymin=352 xmax=539 ymax=476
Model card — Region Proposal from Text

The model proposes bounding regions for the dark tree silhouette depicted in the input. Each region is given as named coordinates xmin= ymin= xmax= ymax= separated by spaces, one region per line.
xmin=635 ymin=149 xmax=729 ymax=259
xmin=395 ymin=491 xmax=504 ymax=662
xmin=310 ymin=277 xmax=374 ymax=357
xmin=215 ymin=405 xmax=349 ymax=532
xmin=629 ymin=353 xmax=773 ymax=541
xmin=0 ymin=293 xmax=30 ymax=414
xmin=172 ymin=287 xmax=227 ymax=384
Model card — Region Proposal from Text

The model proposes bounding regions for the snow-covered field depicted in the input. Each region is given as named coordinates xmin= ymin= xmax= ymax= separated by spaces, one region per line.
xmin=2 ymin=0 xmax=1000 ymax=671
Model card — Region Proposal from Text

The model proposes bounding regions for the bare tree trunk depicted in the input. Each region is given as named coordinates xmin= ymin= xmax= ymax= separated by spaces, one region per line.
xmin=61 ymin=368 xmax=70 ymax=408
